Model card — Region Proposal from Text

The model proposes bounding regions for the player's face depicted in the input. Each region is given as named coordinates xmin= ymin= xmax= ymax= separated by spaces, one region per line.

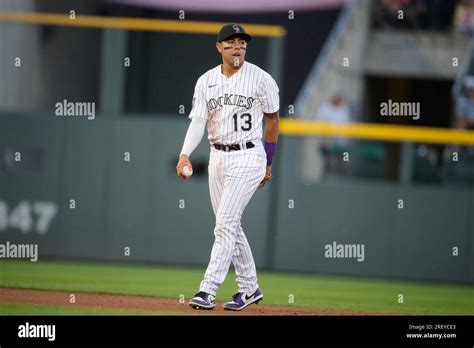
xmin=467 ymin=87 xmax=474 ymax=99
xmin=216 ymin=37 xmax=247 ymax=68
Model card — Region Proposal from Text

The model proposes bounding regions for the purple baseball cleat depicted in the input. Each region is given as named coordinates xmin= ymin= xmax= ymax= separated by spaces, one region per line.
xmin=189 ymin=291 xmax=216 ymax=310
xmin=223 ymin=288 xmax=263 ymax=311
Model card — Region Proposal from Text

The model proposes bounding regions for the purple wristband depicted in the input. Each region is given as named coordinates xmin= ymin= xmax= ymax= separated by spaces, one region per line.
xmin=264 ymin=142 xmax=276 ymax=166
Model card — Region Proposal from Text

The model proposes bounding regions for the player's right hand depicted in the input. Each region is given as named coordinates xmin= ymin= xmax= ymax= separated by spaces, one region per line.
xmin=176 ymin=154 xmax=193 ymax=180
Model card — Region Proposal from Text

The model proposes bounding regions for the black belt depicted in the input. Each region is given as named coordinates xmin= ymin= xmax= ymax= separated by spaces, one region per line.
xmin=213 ymin=142 xmax=255 ymax=152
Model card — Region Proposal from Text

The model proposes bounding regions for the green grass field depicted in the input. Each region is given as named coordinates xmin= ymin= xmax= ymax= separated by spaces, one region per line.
xmin=1 ymin=260 xmax=473 ymax=315
xmin=0 ymin=303 xmax=179 ymax=315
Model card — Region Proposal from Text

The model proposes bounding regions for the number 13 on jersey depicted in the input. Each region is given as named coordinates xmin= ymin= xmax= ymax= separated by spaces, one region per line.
xmin=233 ymin=113 xmax=252 ymax=131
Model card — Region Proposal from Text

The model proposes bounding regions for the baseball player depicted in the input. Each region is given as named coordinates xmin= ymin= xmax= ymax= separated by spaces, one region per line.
xmin=176 ymin=23 xmax=280 ymax=311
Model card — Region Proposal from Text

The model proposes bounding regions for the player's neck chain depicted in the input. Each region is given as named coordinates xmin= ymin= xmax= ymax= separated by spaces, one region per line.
xmin=221 ymin=63 xmax=243 ymax=78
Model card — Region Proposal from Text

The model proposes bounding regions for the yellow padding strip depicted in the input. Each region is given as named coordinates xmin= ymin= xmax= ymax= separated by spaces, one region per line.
xmin=0 ymin=12 xmax=286 ymax=36
xmin=280 ymin=119 xmax=474 ymax=145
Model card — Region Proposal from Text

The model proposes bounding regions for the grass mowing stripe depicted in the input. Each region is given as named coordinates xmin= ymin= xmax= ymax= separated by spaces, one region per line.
xmin=0 ymin=303 xmax=184 ymax=315
xmin=1 ymin=260 xmax=472 ymax=315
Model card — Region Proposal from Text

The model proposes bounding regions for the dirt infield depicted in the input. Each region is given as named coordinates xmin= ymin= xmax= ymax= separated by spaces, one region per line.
xmin=0 ymin=288 xmax=382 ymax=315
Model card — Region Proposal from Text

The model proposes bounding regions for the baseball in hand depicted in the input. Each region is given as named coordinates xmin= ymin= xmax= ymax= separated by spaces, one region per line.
xmin=182 ymin=165 xmax=193 ymax=178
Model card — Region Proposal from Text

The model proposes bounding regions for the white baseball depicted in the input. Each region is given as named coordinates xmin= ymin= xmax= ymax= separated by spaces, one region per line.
xmin=182 ymin=165 xmax=193 ymax=178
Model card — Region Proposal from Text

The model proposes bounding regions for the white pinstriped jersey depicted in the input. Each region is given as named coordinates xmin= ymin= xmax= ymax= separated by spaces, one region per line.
xmin=189 ymin=61 xmax=279 ymax=145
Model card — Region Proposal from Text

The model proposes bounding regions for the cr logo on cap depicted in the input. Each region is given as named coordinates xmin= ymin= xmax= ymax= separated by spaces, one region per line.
xmin=233 ymin=24 xmax=241 ymax=33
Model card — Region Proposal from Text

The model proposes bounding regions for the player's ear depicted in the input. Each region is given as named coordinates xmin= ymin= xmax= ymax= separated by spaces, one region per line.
xmin=216 ymin=42 xmax=222 ymax=54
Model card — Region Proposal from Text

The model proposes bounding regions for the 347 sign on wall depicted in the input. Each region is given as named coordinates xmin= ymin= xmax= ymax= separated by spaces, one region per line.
xmin=0 ymin=200 xmax=57 ymax=235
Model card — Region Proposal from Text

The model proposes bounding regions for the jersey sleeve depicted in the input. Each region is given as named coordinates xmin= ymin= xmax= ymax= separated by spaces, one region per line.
xmin=258 ymin=74 xmax=280 ymax=114
xmin=188 ymin=76 xmax=209 ymax=120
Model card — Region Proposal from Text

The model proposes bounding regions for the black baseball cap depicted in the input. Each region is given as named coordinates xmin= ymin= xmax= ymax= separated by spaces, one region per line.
xmin=217 ymin=23 xmax=251 ymax=42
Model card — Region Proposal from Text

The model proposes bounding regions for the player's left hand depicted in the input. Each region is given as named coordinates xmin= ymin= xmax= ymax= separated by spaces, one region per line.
xmin=258 ymin=166 xmax=272 ymax=189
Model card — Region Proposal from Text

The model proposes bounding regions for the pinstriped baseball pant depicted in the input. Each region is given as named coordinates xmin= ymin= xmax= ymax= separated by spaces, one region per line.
xmin=199 ymin=142 xmax=266 ymax=296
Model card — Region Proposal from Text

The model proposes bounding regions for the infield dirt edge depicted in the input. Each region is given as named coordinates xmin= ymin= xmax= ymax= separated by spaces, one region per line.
xmin=0 ymin=287 xmax=394 ymax=316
